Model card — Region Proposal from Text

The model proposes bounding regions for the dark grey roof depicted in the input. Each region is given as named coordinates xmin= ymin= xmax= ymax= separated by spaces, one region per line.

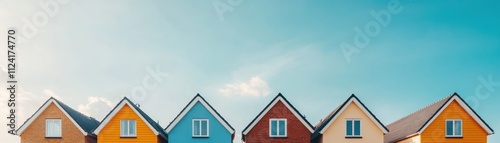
xmin=311 ymin=94 xmax=388 ymax=141
xmin=165 ymin=94 xmax=235 ymax=133
xmin=53 ymin=98 xmax=100 ymax=134
xmin=383 ymin=94 xmax=452 ymax=143
xmin=95 ymin=97 xmax=168 ymax=139
xmin=384 ymin=92 xmax=494 ymax=143
xmin=17 ymin=97 xmax=100 ymax=135
xmin=242 ymin=93 xmax=314 ymax=141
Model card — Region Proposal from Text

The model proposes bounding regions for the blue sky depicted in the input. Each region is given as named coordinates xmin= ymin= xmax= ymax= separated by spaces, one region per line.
xmin=1 ymin=0 xmax=499 ymax=142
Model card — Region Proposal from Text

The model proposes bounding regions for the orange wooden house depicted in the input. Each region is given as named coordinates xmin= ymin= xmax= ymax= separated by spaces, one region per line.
xmin=16 ymin=97 xmax=100 ymax=143
xmin=92 ymin=97 xmax=167 ymax=143
xmin=384 ymin=93 xmax=494 ymax=143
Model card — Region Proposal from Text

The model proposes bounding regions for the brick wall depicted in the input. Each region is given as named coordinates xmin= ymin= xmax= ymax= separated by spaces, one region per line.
xmin=20 ymin=103 xmax=89 ymax=143
xmin=245 ymin=101 xmax=311 ymax=143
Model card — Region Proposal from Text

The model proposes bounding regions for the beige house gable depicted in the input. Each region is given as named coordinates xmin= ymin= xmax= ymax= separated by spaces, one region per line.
xmin=322 ymin=101 xmax=385 ymax=143
xmin=312 ymin=94 xmax=388 ymax=143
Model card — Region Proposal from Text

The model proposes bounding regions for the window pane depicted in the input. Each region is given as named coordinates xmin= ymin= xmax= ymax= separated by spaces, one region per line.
xmin=455 ymin=121 xmax=462 ymax=135
xmin=121 ymin=120 xmax=129 ymax=135
xmin=46 ymin=120 xmax=61 ymax=137
xmin=54 ymin=120 xmax=61 ymax=136
xmin=201 ymin=120 xmax=208 ymax=136
xmin=354 ymin=120 xmax=361 ymax=136
xmin=446 ymin=121 xmax=453 ymax=135
xmin=194 ymin=120 xmax=200 ymax=136
xmin=271 ymin=120 xmax=277 ymax=136
xmin=129 ymin=120 xmax=136 ymax=135
xmin=278 ymin=120 xmax=285 ymax=136
xmin=46 ymin=120 xmax=52 ymax=136
xmin=346 ymin=120 xmax=353 ymax=136
xmin=45 ymin=120 xmax=52 ymax=136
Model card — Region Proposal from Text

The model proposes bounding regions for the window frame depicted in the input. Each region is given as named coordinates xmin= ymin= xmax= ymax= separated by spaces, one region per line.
xmin=45 ymin=119 xmax=62 ymax=138
xmin=269 ymin=118 xmax=287 ymax=137
xmin=120 ymin=119 xmax=137 ymax=137
xmin=445 ymin=119 xmax=463 ymax=137
xmin=345 ymin=119 xmax=362 ymax=138
xmin=192 ymin=119 xmax=209 ymax=137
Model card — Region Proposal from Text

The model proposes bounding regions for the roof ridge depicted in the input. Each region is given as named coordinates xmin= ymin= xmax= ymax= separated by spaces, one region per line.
xmin=278 ymin=94 xmax=314 ymax=129
xmin=388 ymin=94 xmax=453 ymax=126
xmin=242 ymin=93 xmax=314 ymax=138
xmin=97 ymin=97 xmax=167 ymax=138
xmin=165 ymin=94 xmax=235 ymax=134
xmin=242 ymin=94 xmax=281 ymax=133
xmin=53 ymin=98 xmax=98 ymax=122
xmin=165 ymin=94 xmax=200 ymax=130
xmin=127 ymin=98 xmax=168 ymax=137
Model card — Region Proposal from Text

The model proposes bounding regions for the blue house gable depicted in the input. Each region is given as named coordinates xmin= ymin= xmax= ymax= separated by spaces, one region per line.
xmin=165 ymin=94 xmax=235 ymax=143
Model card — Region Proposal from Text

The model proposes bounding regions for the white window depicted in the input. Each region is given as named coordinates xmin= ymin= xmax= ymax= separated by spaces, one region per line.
xmin=45 ymin=119 xmax=62 ymax=137
xmin=192 ymin=119 xmax=209 ymax=137
xmin=446 ymin=119 xmax=462 ymax=137
xmin=269 ymin=119 xmax=287 ymax=137
xmin=120 ymin=120 xmax=136 ymax=137
xmin=346 ymin=119 xmax=361 ymax=137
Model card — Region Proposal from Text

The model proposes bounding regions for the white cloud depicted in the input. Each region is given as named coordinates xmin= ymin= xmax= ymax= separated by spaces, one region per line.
xmin=219 ymin=77 xmax=270 ymax=97
xmin=0 ymin=65 xmax=6 ymax=72
xmin=43 ymin=89 xmax=62 ymax=100
xmin=77 ymin=96 xmax=114 ymax=121
xmin=0 ymin=87 xmax=58 ymax=142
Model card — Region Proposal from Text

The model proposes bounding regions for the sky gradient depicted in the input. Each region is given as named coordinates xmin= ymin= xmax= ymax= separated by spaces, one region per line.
xmin=1 ymin=0 xmax=499 ymax=142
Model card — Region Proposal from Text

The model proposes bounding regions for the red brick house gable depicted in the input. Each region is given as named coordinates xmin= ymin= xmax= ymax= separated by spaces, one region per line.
xmin=242 ymin=93 xmax=314 ymax=143
xmin=17 ymin=97 xmax=100 ymax=143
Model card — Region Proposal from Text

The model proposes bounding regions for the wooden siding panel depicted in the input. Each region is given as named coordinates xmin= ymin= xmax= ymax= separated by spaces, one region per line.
xmin=421 ymin=100 xmax=488 ymax=143
xmin=97 ymin=104 xmax=157 ymax=143
xmin=322 ymin=102 xmax=385 ymax=143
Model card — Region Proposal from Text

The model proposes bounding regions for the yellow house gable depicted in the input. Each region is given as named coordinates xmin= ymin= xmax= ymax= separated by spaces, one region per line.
xmin=420 ymin=100 xmax=489 ymax=142
xmin=386 ymin=93 xmax=494 ymax=143
xmin=97 ymin=104 xmax=157 ymax=143
xmin=93 ymin=97 xmax=167 ymax=143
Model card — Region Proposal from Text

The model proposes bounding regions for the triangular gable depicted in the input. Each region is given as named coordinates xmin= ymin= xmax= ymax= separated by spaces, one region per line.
xmin=16 ymin=97 xmax=93 ymax=136
xmin=242 ymin=93 xmax=314 ymax=136
xmin=165 ymin=94 xmax=235 ymax=135
xmin=313 ymin=94 xmax=388 ymax=139
xmin=384 ymin=94 xmax=452 ymax=143
xmin=93 ymin=97 xmax=164 ymax=137
xmin=418 ymin=93 xmax=494 ymax=135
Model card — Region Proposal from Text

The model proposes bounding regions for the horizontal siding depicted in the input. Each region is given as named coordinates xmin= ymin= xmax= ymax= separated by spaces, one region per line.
xmin=98 ymin=104 xmax=157 ymax=143
xmin=322 ymin=102 xmax=384 ymax=143
xmin=397 ymin=135 xmax=420 ymax=143
xmin=421 ymin=100 xmax=488 ymax=143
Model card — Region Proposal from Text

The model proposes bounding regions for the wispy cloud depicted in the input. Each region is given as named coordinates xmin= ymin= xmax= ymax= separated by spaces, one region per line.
xmin=0 ymin=85 xmax=58 ymax=143
xmin=219 ymin=76 xmax=270 ymax=97
xmin=77 ymin=96 xmax=114 ymax=120
xmin=43 ymin=89 xmax=61 ymax=100
xmin=0 ymin=65 xmax=6 ymax=72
